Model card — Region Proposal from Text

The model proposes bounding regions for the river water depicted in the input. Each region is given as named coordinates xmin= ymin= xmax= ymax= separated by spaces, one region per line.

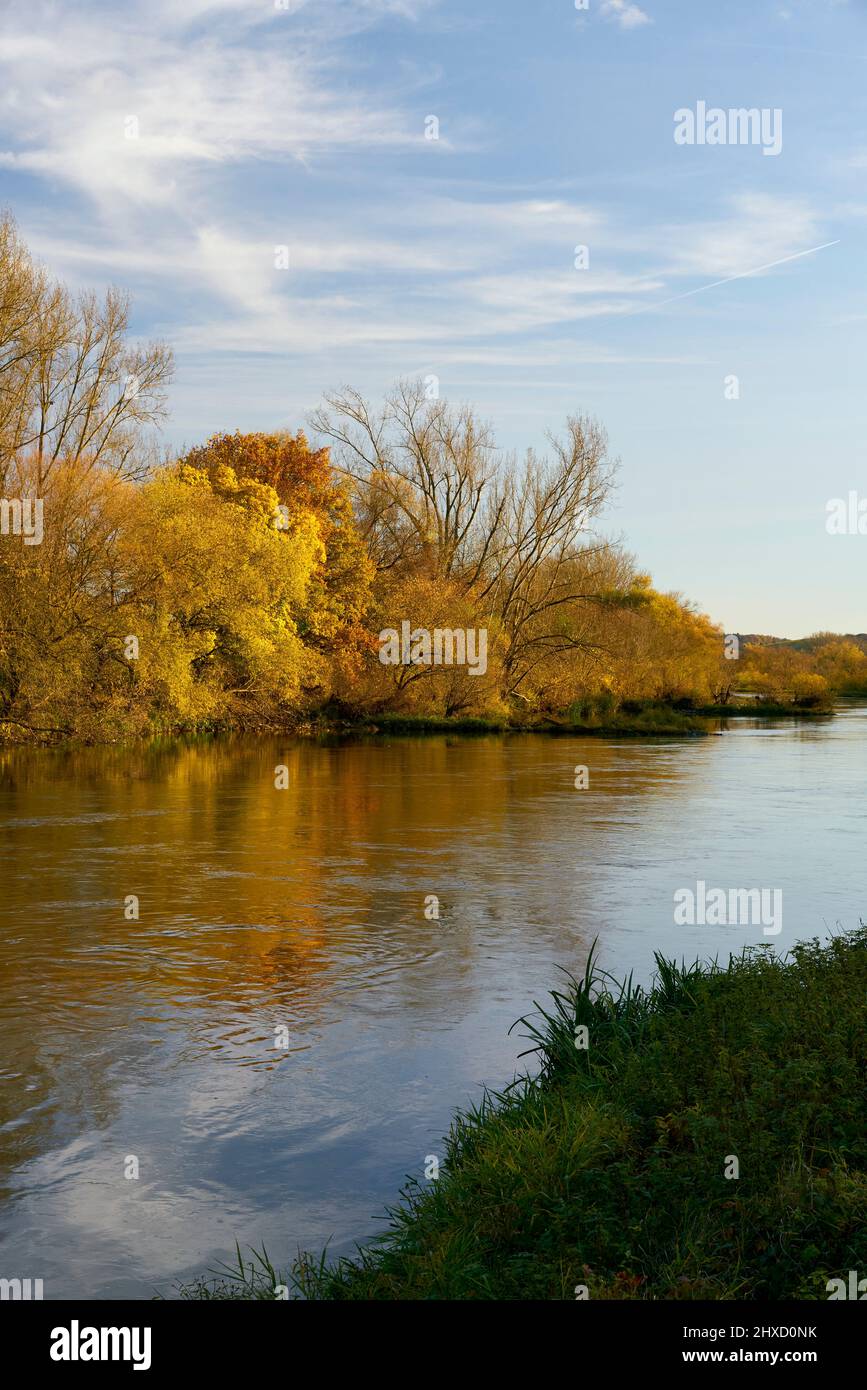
xmin=1 ymin=709 xmax=865 ymax=1298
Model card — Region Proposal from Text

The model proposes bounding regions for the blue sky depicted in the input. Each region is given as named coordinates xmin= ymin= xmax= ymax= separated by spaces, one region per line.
xmin=1 ymin=0 xmax=866 ymax=635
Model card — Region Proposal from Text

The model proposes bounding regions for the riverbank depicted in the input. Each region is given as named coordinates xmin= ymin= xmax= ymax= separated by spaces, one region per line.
xmin=182 ymin=928 xmax=867 ymax=1300
xmin=343 ymin=697 xmax=833 ymax=739
xmin=4 ymin=696 xmax=829 ymax=748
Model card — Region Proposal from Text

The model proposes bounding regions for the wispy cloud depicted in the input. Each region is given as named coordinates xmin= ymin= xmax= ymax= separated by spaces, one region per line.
xmin=0 ymin=2 xmax=425 ymax=211
xmin=23 ymin=184 xmax=830 ymax=363
xmin=0 ymin=0 xmax=852 ymax=510
xmin=659 ymin=194 xmax=823 ymax=280
xmin=600 ymin=0 xmax=652 ymax=30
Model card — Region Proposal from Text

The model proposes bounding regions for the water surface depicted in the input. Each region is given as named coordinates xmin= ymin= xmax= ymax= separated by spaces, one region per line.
xmin=1 ymin=711 xmax=865 ymax=1298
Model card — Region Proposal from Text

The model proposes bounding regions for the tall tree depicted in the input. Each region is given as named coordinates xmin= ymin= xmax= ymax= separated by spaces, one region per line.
xmin=0 ymin=213 xmax=172 ymax=487
xmin=312 ymin=380 xmax=623 ymax=696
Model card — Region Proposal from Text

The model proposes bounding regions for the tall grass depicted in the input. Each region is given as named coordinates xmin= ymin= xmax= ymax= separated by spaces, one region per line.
xmin=181 ymin=928 xmax=867 ymax=1301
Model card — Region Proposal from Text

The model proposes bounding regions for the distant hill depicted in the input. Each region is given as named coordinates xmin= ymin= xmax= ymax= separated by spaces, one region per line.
xmin=737 ymin=633 xmax=867 ymax=654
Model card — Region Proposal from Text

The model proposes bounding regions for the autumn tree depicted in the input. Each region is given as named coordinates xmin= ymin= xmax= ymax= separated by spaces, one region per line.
xmin=176 ymin=431 xmax=373 ymax=676
xmin=122 ymin=465 xmax=326 ymax=724
xmin=812 ymin=639 xmax=867 ymax=693
xmin=0 ymin=456 xmax=138 ymax=738
xmin=311 ymin=380 xmax=629 ymax=710
xmin=0 ymin=212 xmax=172 ymax=487
xmin=310 ymin=380 xmax=502 ymax=582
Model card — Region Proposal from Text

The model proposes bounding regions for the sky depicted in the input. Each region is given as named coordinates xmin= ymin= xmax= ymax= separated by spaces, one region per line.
xmin=1 ymin=0 xmax=865 ymax=636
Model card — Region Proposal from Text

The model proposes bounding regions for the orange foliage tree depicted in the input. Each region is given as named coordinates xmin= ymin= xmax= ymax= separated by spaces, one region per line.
xmin=176 ymin=431 xmax=374 ymax=681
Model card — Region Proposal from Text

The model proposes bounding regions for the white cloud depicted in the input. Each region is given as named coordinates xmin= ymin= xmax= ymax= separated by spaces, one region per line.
xmin=0 ymin=2 xmax=423 ymax=211
xmin=1 ymin=0 xmax=836 ymax=421
xmin=1 ymin=0 xmax=671 ymax=366
xmin=162 ymin=255 xmax=662 ymax=357
xmin=660 ymin=194 xmax=821 ymax=280
xmin=415 ymin=197 xmax=602 ymax=239
xmin=600 ymin=0 xmax=652 ymax=31
xmin=25 ymin=187 xmax=823 ymax=364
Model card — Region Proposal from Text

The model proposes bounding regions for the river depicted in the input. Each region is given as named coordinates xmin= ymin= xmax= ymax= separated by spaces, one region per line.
xmin=1 ymin=708 xmax=866 ymax=1297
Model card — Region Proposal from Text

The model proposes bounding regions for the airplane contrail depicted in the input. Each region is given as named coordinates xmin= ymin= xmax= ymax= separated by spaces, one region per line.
xmin=644 ymin=238 xmax=842 ymax=313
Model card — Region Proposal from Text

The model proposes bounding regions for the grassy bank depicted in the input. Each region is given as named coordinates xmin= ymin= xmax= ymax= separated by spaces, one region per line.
xmin=340 ymin=697 xmax=832 ymax=740
xmin=1 ymin=695 xmax=834 ymax=747
xmin=183 ymin=929 xmax=867 ymax=1300
xmin=350 ymin=705 xmax=712 ymax=737
xmin=695 ymin=699 xmax=834 ymax=718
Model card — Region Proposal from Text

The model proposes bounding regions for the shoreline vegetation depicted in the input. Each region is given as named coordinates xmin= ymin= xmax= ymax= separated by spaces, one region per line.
xmin=0 ymin=696 xmax=835 ymax=749
xmin=332 ymin=696 xmax=834 ymax=739
xmin=2 ymin=218 xmax=866 ymax=749
xmin=181 ymin=929 xmax=867 ymax=1301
